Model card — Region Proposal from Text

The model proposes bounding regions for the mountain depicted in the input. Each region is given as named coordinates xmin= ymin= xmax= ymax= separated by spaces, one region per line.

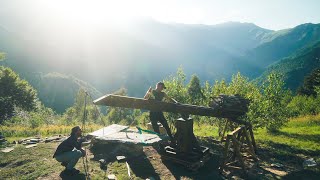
xmin=28 ymin=72 xmax=103 ymax=113
xmin=0 ymin=20 xmax=273 ymax=89
xmin=256 ymin=41 xmax=320 ymax=91
xmin=241 ymin=23 xmax=320 ymax=77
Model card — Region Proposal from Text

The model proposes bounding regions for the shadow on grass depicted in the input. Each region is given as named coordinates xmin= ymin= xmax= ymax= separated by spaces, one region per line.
xmin=282 ymin=169 xmax=320 ymax=180
xmin=259 ymin=140 xmax=319 ymax=160
xmin=258 ymin=141 xmax=320 ymax=179
xmin=155 ymin=137 xmax=226 ymax=179
xmin=161 ymin=153 xmax=223 ymax=180
xmin=59 ymin=171 xmax=86 ymax=180
xmin=90 ymin=142 xmax=160 ymax=179
xmin=270 ymin=130 xmax=320 ymax=144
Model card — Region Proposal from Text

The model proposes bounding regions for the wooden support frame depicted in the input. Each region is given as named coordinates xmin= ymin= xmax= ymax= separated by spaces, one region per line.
xmin=219 ymin=124 xmax=258 ymax=174
xmin=219 ymin=119 xmax=257 ymax=151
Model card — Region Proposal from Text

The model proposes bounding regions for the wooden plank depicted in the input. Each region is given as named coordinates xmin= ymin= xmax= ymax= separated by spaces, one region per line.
xmin=228 ymin=126 xmax=243 ymax=136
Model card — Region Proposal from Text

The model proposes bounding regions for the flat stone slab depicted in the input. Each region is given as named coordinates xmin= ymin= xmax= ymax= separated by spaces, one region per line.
xmin=95 ymin=129 xmax=163 ymax=145
xmin=1 ymin=147 xmax=14 ymax=153
xmin=90 ymin=124 xmax=128 ymax=137
xmin=25 ymin=144 xmax=37 ymax=149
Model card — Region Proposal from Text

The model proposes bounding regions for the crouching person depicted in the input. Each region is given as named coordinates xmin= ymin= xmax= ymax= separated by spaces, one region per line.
xmin=53 ymin=126 xmax=86 ymax=175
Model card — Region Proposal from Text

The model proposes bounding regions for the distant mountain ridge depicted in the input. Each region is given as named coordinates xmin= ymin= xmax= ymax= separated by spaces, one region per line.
xmin=242 ymin=23 xmax=320 ymax=76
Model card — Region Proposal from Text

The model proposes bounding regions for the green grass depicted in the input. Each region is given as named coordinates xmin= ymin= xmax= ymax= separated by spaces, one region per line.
xmin=0 ymin=124 xmax=102 ymax=138
xmin=193 ymin=123 xmax=219 ymax=138
xmin=255 ymin=115 xmax=320 ymax=152
xmin=0 ymin=143 xmax=145 ymax=180
xmin=0 ymin=143 xmax=62 ymax=179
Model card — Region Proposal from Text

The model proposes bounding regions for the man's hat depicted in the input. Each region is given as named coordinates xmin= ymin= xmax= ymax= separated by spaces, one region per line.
xmin=157 ymin=82 xmax=166 ymax=89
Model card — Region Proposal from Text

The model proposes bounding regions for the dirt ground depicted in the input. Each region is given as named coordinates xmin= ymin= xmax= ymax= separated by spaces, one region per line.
xmin=1 ymin=137 xmax=319 ymax=180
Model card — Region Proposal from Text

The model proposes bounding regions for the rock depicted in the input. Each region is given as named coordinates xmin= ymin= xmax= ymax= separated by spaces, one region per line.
xmin=30 ymin=139 xmax=40 ymax=143
xmin=303 ymin=158 xmax=317 ymax=167
xmin=1 ymin=147 xmax=14 ymax=153
xmin=44 ymin=136 xmax=61 ymax=143
xmin=26 ymin=141 xmax=37 ymax=145
xmin=107 ymin=174 xmax=116 ymax=180
xmin=99 ymin=159 xmax=107 ymax=165
xmin=26 ymin=144 xmax=37 ymax=149
xmin=116 ymin=156 xmax=126 ymax=161
xmin=0 ymin=138 xmax=6 ymax=143
xmin=271 ymin=163 xmax=284 ymax=168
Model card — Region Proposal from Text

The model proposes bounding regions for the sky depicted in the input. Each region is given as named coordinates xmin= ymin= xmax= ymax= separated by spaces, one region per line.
xmin=0 ymin=0 xmax=320 ymax=30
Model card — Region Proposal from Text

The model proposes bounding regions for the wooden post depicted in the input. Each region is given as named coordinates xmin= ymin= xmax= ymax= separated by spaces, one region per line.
xmin=174 ymin=117 xmax=199 ymax=153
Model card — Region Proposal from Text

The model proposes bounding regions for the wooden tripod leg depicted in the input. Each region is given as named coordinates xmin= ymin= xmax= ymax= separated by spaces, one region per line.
xmin=248 ymin=126 xmax=257 ymax=153
xmin=220 ymin=135 xmax=231 ymax=171
xmin=243 ymin=128 xmax=257 ymax=160
xmin=232 ymin=135 xmax=246 ymax=173
xmin=220 ymin=119 xmax=229 ymax=142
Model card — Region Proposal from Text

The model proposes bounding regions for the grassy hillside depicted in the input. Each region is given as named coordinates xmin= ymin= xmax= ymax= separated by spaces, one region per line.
xmin=256 ymin=41 xmax=320 ymax=90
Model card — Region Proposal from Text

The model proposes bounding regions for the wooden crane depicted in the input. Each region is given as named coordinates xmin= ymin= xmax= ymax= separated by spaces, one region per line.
xmin=94 ymin=94 xmax=257 ymax=172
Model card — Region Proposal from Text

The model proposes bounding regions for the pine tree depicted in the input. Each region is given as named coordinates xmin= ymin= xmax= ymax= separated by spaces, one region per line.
xmin=298 ymin=68 xmax=320 ymax=96
xmin=187 ymin=74 xmax=204 ymax=104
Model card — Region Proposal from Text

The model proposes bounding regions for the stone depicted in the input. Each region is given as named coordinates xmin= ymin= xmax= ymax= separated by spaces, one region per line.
xmin=107 ymin=174 xmax=116 ymax=180
xmin=303 ymin=158 xmax=317 ymax=167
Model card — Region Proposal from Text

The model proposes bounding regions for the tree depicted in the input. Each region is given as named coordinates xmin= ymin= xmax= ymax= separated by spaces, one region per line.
xmin=0 ymin=66 xmax=38 ymax=122
xmin=62 ymin=89 xmax=103 ymax=125
xmin=298 ymin=68 xmax=320 ymax=96
xmin=0 ymin=52 xmax=5 ymax=62
xmin=260 ymin=73 xmax=290 ymax=131
xmin=187 ymin=74 xmax=204 ymax=105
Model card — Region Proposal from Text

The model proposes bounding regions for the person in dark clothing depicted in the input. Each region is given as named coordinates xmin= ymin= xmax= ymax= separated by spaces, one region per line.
xmin=144 ymin=82 xmax=177 ymax=140
xmin=53 ymin=126 xmax=86 ymax=175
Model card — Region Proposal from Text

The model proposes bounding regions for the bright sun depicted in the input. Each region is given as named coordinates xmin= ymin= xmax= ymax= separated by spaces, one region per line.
xmin=40 ymin=0 xmax=145 ymax=27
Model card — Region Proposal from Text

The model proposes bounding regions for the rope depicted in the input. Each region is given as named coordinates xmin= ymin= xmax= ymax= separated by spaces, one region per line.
xmin=81 ymin=91 xmax=90 ymax=180
xmin=84 ymin=91 xmax=106 ymax=135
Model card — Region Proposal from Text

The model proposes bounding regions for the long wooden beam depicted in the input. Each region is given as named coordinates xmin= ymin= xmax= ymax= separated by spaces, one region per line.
xmin=94 ymin=94 xmax=227 ymax=117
